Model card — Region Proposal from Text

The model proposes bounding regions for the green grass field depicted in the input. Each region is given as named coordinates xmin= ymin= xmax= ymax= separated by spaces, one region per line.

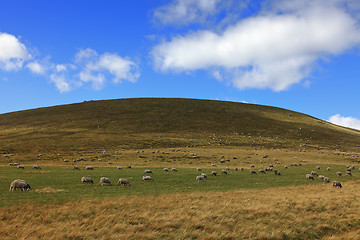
xmin=1 ymin=164 xmax=356 ymax=206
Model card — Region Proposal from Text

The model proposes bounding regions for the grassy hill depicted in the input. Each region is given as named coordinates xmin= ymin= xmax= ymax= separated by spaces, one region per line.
xmin=0 ymin=98 xmax=359 ymax=157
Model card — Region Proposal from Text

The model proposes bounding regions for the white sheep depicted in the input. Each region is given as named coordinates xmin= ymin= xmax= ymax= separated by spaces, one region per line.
xmin=144 ymin=169 xmax=153 ymax=174
xmin=332 ymin=181 xmax=342 ymax=188
xmin=81 ymin=177 xmax=93 ymax=184
xmin=9 ymin=179 xmax=30 ymax=191
xmin=306 ymin=174 xmax=314 ymax=180
xmin=196 ymin=175 xmax=205 ymax=182
xmin=99 ymin=177 xmax=111 ymax=186
xmin=117 ymin=178 xmax=131 ymax=186
xmin=142 ymin=176 xmax=154 ymax=182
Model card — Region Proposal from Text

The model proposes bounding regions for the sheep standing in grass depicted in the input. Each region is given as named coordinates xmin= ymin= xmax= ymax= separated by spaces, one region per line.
xmin=327 ymin=167 xmax=331 ymax=171
xmin=324 ymin=177 xmax=330 ymax=183
xmin=250 ymin=170 xmax=257 ymax=174
xmin=142 ymin=176 xmax=154 ymax=182
xmin=311 ymin=171 xmax=318 ymax=176
xmin=346 ymin=171 xmax=352 ymax=176
xmin=33 ymin=165 xmax=41 ymax=169
xmin=17 ymin=165 xmax=24 ymax=169
xmin=73 ymin=166 xmax=80 ymax=170
xmin=197 ymin=168 xmax=202 ymax=172
xmin=9 ymin=179 xmax=30 ymax=191
xmin=259 ymin=169 xmax=265 ymax=174
xmin=117 ymin=178 xmax=131 ymax=186
xmin=316 ymin=166 xmax=320 ymax=170
xmin=201 ymin=173 xmax=207 ymax=179
xmin=144 ymin=170 xmax=153 ymax=174
xmin=306 ymin=174 xmax=314 ymax=180
xmin=221 ymin=170 xmax=228 ymax=175
xmin=336 ymin=172 xmax=342 ymax=176
xmin=81 ymin=177 xmax=93 ymax=184
xmin=117 ymin=166 xmax=122 ymax=170
xmin=171 ymin=168 xmax=178 ymax=172
xmin=332 ymin=181 xmax=342 ymax=188
xmin=163 ymin=168 xmax=169 ymax=172
xmin=235 ymin=168 xmax=239 ymax=171
xmin=196 ymin=176 xmax=205 ymax=182
xmin=211 ymin=171 xmax=217 ymax=176
xmin=85 ymin=166 xmax=94 ymax=170
xmin=99 ymin=177 xmax=111 ymax=186
xmin=318 ymin=175 xmax=325 ymax=180
xmin=274 ymin=170 xmax=281 ymax=175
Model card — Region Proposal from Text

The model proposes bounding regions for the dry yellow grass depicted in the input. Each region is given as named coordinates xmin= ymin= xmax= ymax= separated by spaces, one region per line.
xmin=1 ymin=180 xmax=360 ymax=239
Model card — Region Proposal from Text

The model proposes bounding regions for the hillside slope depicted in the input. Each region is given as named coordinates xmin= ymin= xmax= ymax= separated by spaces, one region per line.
xmin=0 ymin=98 xmax=359 ymax=155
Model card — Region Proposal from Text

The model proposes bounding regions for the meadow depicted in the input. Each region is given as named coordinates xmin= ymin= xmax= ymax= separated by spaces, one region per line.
xmin=1 ymin=98 xmax=360 ymax=239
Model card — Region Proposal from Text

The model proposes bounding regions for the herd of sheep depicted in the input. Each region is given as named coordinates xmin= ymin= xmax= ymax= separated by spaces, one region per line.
xmin=8 ymin=160 xmax=355 ymax=191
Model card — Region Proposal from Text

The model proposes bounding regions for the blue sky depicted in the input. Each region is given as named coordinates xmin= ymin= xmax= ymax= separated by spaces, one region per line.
xmin=1 ymin=0 xmax=360 ymax=130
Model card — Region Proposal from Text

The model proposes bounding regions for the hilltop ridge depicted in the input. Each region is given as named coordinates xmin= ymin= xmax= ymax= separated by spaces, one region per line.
xmin=0 ymin=98 xmax=359 ymax=156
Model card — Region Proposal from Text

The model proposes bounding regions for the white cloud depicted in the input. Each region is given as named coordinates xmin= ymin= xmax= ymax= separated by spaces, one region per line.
xmin=77 ymin=49 xmax=140 ymax=90
xmin=0 ymin=32 xmax=31 ymax=71
xmin=26 ymin=61 xmax=47 ymax=75
xmin=328 ymin=114 xmax=360 ymax=130
xmin=152 ymin=0 xmax=360 ymax=91
xmin=50 ymin=73 xmax=71 ymax=93
xmin=153 ymin=0 xmax=221 ymax=25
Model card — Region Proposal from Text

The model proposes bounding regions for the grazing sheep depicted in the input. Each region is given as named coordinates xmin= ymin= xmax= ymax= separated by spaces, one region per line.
xmin=211 ymin=164 xmax=217 ymax=167
xmin=171 ymin=168 xmax=178 ymax=172
xmin=142 ymin=176 xmax=154 ymax=182
xmin=81 ymin=177 xmax=94 ymax=184
xmin=275 ymin=170 xmax=281 ymax=176
xmin=240 ymin=168 xmax=244 ymax=171
xmin=336 ymin=172 xmax=342 ymax=176
xmin=201 ymin=173 xmax=207 ymax=179
xmin=235 ymin=168 xmax=239 ymax=171
xmin=211 ymin=171 xmax=217 ymax=176
xmin=9 ymin=163 xmax=20 ymax=166
xmin=163 ymin=168 xmax=169 ymax=172
xmin=117 ymin=178 xmax=131 ymax=186
xmin=197 ymin=168 xmax=202 ymax=171
xmin=316 ymin=166 xmax=320 ymax=170
xmin=324 ymin=177 xmax=330 ymax=183
xmin=327 ymin=167 xmax=331 ymax=171
xmin=346 ymin=171 xmax=352 ymax=176
xmin=311 ymin=171 xmax=318 ymax=176
xmin=99 ymin=177 xmax=111 ymax=186
xmin=117 ymin=166 xmax=123 ymax=170
xmin=259 ymin=169 xmax=265 ymax=174
xmin=269 ymin=164 xmax=274 ymax=168
xmin=196 ymin=175 xmax=205 ymax=182
xmin=225 ymin=167 xmax=230 ymax=171
xmin=127 ymin=165 xmax=132 ymax=168
xmin=250 ymin=165 xmax=255 ymax=168
xmin=318 ymin=175 xmax=325 ymax=180
xmin=73 ymin=166 xmax=80 ymax=170
xmin=332 ymin=181 xmax=342 ymax=188
xmin=306 ymin=174 xmax=314 ymax=180
xmin=17 ymin=165 xmax=24 ymax=169
xmin=221 ymin=170 xmax=228 ymax=175
xmin=144 ymin=169 xmax=153 ymax=174
xmin=9 ymin=179 xmax=30 ymax=191
xmin=85 ymin=166 xmax=94 ymax=170
xmin=250 ymin=170 xmax=257 ymax=174
xmin=33 ymin=165 xmax=41 ymax=169
xmin=284 ymin=165 xmax=288 ymax=169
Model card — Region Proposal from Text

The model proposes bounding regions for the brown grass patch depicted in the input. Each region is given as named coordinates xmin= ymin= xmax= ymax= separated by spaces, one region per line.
xmin=1 ymin=181 xmax=360 ymax=239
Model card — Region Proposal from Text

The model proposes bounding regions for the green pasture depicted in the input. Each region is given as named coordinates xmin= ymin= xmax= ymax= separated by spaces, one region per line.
xmin=0 ymin=164 xmax=356 ymax=206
